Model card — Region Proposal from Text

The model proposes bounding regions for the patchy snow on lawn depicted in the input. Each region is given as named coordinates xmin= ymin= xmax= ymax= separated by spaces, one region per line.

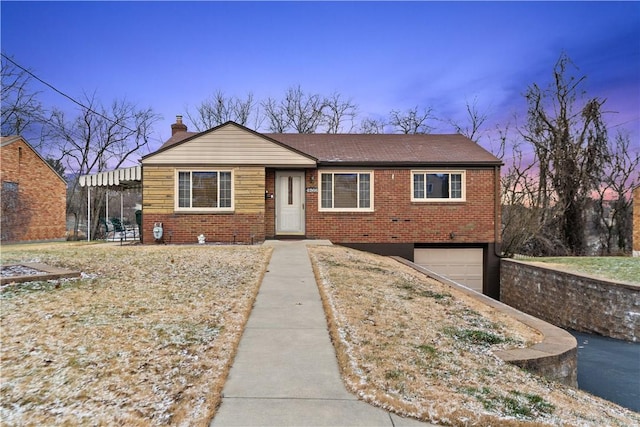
xmin=309 ymin=245 xmax=640 ymax=427
xmin=1 ymin=243 xmax=271 ymax=426
xmin=1 ymin=264 xmax=47 ymax=278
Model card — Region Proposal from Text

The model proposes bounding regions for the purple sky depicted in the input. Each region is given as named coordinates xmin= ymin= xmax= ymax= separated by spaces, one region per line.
xmin=2 ymin=1 xmax=639 ymax=158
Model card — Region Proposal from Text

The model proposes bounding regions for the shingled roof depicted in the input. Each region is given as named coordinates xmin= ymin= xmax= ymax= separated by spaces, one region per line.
xmin=153 ymin=121 xmax=501 ymax=166
xmin=265 ymin=133 xmax=501 ymax=166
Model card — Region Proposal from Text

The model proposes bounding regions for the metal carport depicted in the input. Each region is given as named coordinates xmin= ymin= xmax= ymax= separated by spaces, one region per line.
xmin=78 ymin=165 xmax=142 ymax=241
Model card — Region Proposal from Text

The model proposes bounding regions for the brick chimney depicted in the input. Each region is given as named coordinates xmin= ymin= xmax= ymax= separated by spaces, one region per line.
xmin=171 ymin=115 xmax=187 ymax=135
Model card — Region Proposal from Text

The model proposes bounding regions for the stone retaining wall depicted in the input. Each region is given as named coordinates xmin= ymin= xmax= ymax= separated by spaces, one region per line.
xmin=393 ymin=257 xmax=578 ymax=386
xmin=501 ymin=259 xmax=639 ymax=342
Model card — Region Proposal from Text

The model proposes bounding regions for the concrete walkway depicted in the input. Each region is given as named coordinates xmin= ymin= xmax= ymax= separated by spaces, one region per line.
xmin=211 ymin=240 xmax=434 ymax=426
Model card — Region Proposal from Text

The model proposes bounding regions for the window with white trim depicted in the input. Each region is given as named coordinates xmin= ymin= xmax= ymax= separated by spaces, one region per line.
xmin=412 ymin=171 xmax=465 ymax=201
xmin=176 ymin=170 xmax=233 ymax=211
xmin=319 ymin=171 xmax=373 ymax=211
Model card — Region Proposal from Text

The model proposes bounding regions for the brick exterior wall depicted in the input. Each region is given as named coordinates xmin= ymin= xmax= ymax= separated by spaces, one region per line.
xmin=634 ymin=186 xmax=639 ymax=257
xmin=304 ymin=168 xmax=497 ymax=244
xmin=146 ymin=167 xmax=499 ymax=247
xmin=142 ymin=212 xmax=265 ymax=244
xmin=141 ymin=165 xmax=267 ymax=244
xmin=0 ymin=138 xmax=66 ymax=242
xmin=501 ymin=259 xmax=639 ymax=342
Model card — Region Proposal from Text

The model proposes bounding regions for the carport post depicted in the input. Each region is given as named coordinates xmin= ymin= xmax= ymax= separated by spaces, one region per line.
xmin=106 ymin=190 xmax=109 ymax=233
xmin=120 ymin=192 xmax=124 ymax=231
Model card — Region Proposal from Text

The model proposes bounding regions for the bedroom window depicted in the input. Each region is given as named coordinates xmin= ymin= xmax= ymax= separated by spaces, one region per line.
xmin=319 ymin=171 xmax=373 ymax=211
xmin=412 ymin=171 xmax=465 ymax=201
xmin=176 ymin=170 xmax=233 ymax=211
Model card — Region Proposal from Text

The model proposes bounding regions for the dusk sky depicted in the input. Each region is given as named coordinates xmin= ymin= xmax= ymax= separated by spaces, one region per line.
xmin=2 ymin=1 xmax=639 ymax=158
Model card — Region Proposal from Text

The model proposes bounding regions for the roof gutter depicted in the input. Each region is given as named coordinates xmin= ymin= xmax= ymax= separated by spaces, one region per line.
xmin=315 ymin=161 xmax=503 ymax=168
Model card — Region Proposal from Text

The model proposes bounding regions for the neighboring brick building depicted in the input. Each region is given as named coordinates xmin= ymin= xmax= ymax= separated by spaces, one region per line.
xmin=134 ymin=119 xmax=503 ymax=296
xmin=0 ymin=136 xmax=66 ymax=242
xmin=634 ymin=185 xmax=640 ymax=257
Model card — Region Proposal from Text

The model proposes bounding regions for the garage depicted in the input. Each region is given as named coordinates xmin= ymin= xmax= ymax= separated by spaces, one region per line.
xmin=414 ymin=248 xmax=484 ymax=293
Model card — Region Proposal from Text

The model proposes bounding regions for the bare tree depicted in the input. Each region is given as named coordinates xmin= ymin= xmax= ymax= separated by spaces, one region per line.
xmin=261 ymin=86 xmax=361 ymax=133
xmin=389 ymin=106 xmax=435 ymax=134
xmin=448 ymin=98 xmax=488 ymax=142
xmin=186 ymin=91 xmax=257 ymax=131
xmin=522 ymin=53 xmax=609 ymax=255
xmin=262 ymin=86 xmax=327 ymax=133
xmin=593 ymin=131 xmax=639 ymax=254
xmin=495 ymin=125 xmax=548 ymax=256
xmin=262 ymin=96 xmax=291 ymax=132
xmin=280 ymin=85 xmax=326 ymax=133
xmin=492 ymin=120 xmax=569 ymax=257
xmin=49 ymin=94 xmax=160 ymax=238
xmin=1 ymin=55 xmax=45 ymax=138
xmin=359 ymin=117 xmax=388 ymax=134
xmin=323 ymin=92 xmax=357 ymax=133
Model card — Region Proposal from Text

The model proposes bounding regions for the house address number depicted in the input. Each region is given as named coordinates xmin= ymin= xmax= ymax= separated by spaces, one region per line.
xmin=306 ymin=187 xmax=318 ymax=193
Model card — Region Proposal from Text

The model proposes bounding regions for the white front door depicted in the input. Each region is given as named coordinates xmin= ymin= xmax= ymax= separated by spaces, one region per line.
xmin=276 ymin=171 xmax=305 ymax=235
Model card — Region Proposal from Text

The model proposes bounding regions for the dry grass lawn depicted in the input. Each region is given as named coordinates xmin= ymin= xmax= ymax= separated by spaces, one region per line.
xmin=309 ymin=245 xmax=640 ymax=426
xmin=3 ymin=242 xmax=638 ymax=427
xmin=1 ymin=242 xmax=271 ymax=426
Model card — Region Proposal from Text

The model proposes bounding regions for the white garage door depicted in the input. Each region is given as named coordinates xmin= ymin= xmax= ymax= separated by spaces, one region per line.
xmin=414 ymin=248 xmax=483 ymax=292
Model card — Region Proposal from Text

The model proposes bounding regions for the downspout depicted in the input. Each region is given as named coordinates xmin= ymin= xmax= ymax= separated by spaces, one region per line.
xmin=140 ymin=165 xmax=144 ymax=244
xmin=493 ymin=164 xmax=504 ymax=299
xmin=494 ymin=165 xmax=502 ymax=257
xmin=480 ymin=164 xmax=504 ymax=299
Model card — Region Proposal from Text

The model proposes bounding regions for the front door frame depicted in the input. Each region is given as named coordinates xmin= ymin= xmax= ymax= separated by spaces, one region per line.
xmin=275 ymin=170 xmax=306 ymax=236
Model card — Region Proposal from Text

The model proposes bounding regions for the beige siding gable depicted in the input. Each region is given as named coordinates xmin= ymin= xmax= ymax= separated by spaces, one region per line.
xmin=143 ymin=123 xmax=316 ymax=167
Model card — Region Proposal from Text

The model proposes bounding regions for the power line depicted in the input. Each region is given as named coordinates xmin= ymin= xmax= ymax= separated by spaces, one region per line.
xmin=609 ymin=117 xmax=640 ymax=129
xmin=1 ymin=53 xmax=138 ymax=134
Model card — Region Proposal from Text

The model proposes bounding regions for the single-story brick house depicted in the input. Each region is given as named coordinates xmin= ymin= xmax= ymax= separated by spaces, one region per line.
xmin=0 ymin=135 xmax=66 ymax=242
xmin=140 ymin=118 xmax=503 ymax=297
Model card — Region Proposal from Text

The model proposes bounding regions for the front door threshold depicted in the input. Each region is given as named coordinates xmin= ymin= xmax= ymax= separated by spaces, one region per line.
xmin=274 ymin=234 xmax=307 ymax=240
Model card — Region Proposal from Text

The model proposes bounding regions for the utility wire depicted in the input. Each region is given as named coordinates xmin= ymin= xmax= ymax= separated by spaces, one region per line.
xmin=1 ymin=53 xmax=139 ymax=134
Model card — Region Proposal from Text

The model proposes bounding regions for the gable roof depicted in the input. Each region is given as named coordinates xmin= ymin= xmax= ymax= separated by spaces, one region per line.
xmin=142 ymin=122 xmax=316 ymax=167
xmin=0 ymin=135 xmax=23 ymax=147
xmin=147 ymin=121 xmax=501 ymax=167
xmin=265 ymin=133 xmax=501 ymax=166
xmin=0 ymin=135 xmax=67 ymax=183
xmin=160 ymin=130 xmax=197 ymax=149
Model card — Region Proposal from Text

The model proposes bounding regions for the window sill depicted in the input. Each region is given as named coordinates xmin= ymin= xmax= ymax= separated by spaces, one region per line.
xmin=411 ymin=199 xmax=466 ymax=203
xmin=174 ymin=209 xmax=235 ymax=214
xmin=318 ymin=209 xmax=375 ymax=213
